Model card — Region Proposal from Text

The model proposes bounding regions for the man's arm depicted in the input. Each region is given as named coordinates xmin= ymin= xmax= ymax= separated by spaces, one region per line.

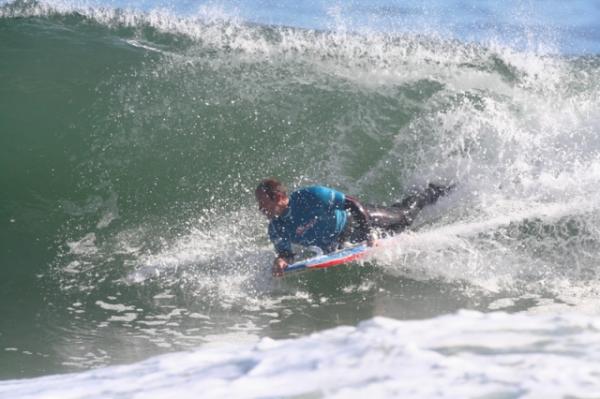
xmin=269 ymin=224 xmax=294 ymax=277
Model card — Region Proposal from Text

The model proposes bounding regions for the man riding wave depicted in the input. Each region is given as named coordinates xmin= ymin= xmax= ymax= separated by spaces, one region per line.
xmin=255 ymin=178 xmax=453 ymax=276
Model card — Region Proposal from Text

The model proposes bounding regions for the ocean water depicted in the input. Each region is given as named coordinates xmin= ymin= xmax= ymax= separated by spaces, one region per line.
xmin=1 ymin=0 xmax=600 ymax=396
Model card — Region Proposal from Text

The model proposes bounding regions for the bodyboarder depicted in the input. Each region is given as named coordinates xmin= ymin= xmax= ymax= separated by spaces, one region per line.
xmin=255 ymin=178 xmax=453 ymax=276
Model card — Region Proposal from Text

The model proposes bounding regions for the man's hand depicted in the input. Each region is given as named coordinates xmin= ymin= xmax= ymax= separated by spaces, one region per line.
xmin=272 ymin=257 xmax=288 ymax=277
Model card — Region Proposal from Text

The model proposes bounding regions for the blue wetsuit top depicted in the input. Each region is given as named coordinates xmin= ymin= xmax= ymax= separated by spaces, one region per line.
xmin=268 ymin=186 xmax=348 ymax=256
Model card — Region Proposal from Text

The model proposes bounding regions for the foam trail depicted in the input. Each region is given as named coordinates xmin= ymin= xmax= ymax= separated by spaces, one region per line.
xmin=373 ymin=196 xmax=595 ymax=257
xmin=367 ymin=194 xmax=600 ymax=295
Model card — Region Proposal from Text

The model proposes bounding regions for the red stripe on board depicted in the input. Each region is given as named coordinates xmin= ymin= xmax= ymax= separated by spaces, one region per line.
xmin=308 ymin=251 xmax=368 ymax=269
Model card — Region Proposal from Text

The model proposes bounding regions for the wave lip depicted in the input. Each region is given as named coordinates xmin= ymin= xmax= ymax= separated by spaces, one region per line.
xmin=2 ymin=311 xmax=600 ymax=398
xmin=3 ymin=0 xmax=600 ymax=54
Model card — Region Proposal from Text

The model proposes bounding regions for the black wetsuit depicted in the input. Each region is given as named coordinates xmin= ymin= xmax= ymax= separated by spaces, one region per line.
xmin=339 ymin=183 xmax=452 ymax=245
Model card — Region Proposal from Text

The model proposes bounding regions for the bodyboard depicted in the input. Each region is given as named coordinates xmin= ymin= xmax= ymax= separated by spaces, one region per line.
xmin=284 ymin=242 xmax=370 ymax=274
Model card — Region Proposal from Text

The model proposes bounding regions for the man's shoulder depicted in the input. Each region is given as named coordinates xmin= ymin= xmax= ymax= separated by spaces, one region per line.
xmin=290 ymin=186 xmax=323 ymax=206
xmin=293 ymin=185 xmax=339 ymax=198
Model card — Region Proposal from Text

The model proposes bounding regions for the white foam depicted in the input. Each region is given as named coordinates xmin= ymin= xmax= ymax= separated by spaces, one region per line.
xmin=2 ymin=311 xmax=600 ymax=398
xmin=66 ymin=233 xmax=98 ymax=256
xmin=367 ymin=194 xmax=600 ymax=296
xmin=107 ymin=313 xmax=138 ymax=322
xmin=95 ymin=300 xmax=136 ymax=312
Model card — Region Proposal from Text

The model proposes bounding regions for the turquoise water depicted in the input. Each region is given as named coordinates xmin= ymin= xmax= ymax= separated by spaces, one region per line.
xmin=2 ymin=0 xmax=600 ymax=381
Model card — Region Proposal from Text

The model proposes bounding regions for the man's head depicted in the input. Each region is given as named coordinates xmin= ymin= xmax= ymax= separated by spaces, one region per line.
xmin=255 ymin=178 xmax=289 ymax=219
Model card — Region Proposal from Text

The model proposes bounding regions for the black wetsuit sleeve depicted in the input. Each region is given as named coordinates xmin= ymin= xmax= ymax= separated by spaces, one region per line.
xmin=343 ymin=196 xmax=372 ymax=241
xmin=268 ymin=222 xmax=295 ymax=261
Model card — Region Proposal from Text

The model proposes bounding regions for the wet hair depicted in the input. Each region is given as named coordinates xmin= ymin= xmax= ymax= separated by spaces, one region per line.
xmin=255 ymin=178 xmax=287 ymax=200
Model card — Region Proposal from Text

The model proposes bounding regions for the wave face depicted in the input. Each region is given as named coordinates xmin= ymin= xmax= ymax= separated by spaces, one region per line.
xmin=2 ymin=0 xmax=600 ymax=381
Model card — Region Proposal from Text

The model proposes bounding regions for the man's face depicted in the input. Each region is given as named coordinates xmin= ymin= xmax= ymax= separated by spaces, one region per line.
xmin=256 ymin=191 xmax=287 ymax=219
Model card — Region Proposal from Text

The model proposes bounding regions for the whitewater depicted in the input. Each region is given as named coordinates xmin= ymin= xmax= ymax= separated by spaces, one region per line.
xmin=3 ymin=312 xmax=600 ymax=398
xmin=1 ymin=0 xmax=600 ymax=397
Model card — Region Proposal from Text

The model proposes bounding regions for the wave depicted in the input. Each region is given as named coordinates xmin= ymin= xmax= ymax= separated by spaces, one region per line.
xmin=2 ymin=0 xmax=600 ymax=377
